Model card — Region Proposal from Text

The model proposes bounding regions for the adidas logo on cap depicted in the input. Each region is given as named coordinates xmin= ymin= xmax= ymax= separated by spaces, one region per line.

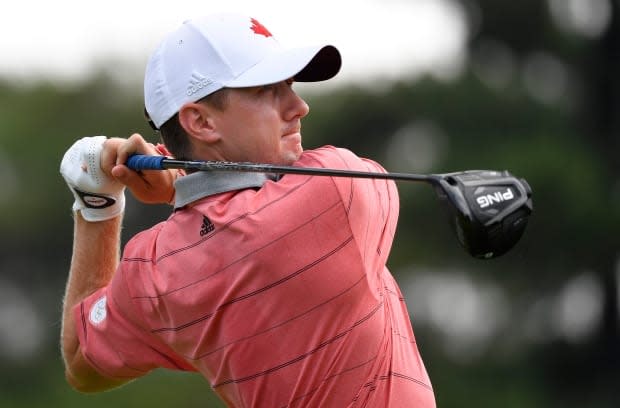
xmin=187 ymin=73 xmax=214 ymax=96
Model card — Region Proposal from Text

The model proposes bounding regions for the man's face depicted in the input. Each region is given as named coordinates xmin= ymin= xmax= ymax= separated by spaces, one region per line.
xmin=210 ymin=79 xmax=310 ymax=165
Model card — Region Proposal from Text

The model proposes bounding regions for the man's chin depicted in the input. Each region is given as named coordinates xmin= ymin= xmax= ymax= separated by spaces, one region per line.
xmin=282 ymin=148 xmax=303 ymax=165
xmin=281 ymin=140 xmax=303 ymax=164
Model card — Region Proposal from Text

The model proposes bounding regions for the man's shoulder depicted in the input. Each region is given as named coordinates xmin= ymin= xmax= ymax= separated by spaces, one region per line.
xmin=300 ymin=146 xmax=386 ymax=174
xmin=122 ymin=220 xmax=169 ymax=259
xmin=298 ymin=146 xmax=359 ymax=167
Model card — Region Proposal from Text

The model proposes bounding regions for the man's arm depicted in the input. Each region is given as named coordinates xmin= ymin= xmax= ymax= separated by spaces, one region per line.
xmin=59 ymin=134 xmax=177 ymax=392
xmin=60 ymin=213 xmax=129 ymax=392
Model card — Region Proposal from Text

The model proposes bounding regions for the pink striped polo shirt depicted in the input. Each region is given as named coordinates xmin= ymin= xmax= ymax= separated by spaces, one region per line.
xmin=75 ymin=146 xmax=435 ymax=407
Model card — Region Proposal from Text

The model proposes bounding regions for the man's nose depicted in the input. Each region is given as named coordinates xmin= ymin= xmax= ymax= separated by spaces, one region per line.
xmin=283 ymin=89 xmax=310 ymax=121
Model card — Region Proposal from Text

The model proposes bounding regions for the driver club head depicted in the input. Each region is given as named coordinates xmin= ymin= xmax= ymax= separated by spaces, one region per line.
xmin=433 ymin=170 xmax=533 ymax=259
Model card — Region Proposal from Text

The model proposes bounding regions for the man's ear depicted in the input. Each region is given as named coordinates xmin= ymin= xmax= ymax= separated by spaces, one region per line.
xmin=178 ymin=102 xmax=220 ymax=143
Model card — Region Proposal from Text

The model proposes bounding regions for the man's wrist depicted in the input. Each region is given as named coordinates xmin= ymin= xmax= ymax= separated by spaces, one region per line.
xmin=73 ymin=190 xmax=126 ymax=222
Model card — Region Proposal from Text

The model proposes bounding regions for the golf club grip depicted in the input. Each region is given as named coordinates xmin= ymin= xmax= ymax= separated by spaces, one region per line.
xmin=126 ymin=155 xmax=166 ymax=170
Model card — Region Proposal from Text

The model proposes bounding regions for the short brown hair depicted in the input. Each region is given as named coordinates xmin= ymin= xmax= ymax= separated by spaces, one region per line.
xmin=159 ymin=88 xmax=230 ymax=160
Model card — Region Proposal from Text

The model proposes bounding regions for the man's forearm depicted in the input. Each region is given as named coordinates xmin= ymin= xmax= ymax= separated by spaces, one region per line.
xmin=61 ymin=212 xmax=124 ymax=391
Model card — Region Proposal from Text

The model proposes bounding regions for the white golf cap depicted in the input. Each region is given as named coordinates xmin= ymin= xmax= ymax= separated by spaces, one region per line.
xmin=144 ymin=12 xmax=342 ymax=129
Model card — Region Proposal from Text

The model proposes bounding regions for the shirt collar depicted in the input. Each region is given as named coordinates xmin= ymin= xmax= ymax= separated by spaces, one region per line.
xmin=173 ymin=171 xmax=275 ymax=209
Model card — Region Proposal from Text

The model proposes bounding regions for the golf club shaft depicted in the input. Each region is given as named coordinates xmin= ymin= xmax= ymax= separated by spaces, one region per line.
xmin=126 ymin=155 xmax=436 ymax=183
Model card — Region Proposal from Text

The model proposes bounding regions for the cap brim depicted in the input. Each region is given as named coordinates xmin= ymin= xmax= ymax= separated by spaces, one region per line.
xmin=225 ymin=45 xmax=341 ymax=88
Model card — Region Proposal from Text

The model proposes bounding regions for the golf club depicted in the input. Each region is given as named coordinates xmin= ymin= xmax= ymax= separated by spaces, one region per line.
xmin=126 ymin=155 xmax=533 ymax=259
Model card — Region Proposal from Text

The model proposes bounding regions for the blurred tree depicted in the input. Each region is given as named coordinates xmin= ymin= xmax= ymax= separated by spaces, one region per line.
xmin=466 ymin=0 xmax=619 ymax=250
xmin=464 ymin=0 xmax=619 ymax=398
xmin=581 ymin=0 xmax=620 ymax=361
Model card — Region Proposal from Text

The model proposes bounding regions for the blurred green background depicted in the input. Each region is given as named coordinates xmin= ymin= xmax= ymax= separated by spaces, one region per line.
xmin=1 ymin=1 xmax=619 ymax=407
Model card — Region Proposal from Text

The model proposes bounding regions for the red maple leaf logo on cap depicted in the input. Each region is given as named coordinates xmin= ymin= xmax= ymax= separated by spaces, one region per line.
xmin=250 ymin=18 xmax=272 ymax=37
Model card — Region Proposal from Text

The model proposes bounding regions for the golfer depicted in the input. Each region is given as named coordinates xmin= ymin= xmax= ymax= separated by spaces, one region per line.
xmin=60 ymin=12 xmax=436 ymax=407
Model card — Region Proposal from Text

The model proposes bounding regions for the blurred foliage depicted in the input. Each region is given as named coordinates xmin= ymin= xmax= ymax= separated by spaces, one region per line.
xmin=1 ymin=1 xmax=619 ymax=407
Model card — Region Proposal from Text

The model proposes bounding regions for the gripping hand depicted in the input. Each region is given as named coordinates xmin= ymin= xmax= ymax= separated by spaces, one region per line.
xmin=60 ymin=136 xmax=125 ymax=222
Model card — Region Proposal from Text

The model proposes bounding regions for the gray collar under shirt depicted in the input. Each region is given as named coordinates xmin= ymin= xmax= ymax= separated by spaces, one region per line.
xmin=173 ymin=171 xmax=276 ymax=209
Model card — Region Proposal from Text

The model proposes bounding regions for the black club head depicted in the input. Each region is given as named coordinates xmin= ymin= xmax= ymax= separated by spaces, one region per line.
xmin=433 ymin=170 xmax=533 ymax=259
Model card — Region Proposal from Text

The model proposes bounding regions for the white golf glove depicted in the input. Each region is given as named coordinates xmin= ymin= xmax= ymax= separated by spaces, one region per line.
xmin=60 ymin=136 xmax=125 ymax=222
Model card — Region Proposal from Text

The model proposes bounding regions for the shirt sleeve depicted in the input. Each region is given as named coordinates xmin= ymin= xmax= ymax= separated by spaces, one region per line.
xmin=73 ymin=270 xmax=196 ymax=380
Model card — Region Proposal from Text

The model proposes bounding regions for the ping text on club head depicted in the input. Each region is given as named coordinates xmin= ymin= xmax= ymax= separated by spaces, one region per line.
xmin=476 ymin=188 xmax=514 ymax=209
